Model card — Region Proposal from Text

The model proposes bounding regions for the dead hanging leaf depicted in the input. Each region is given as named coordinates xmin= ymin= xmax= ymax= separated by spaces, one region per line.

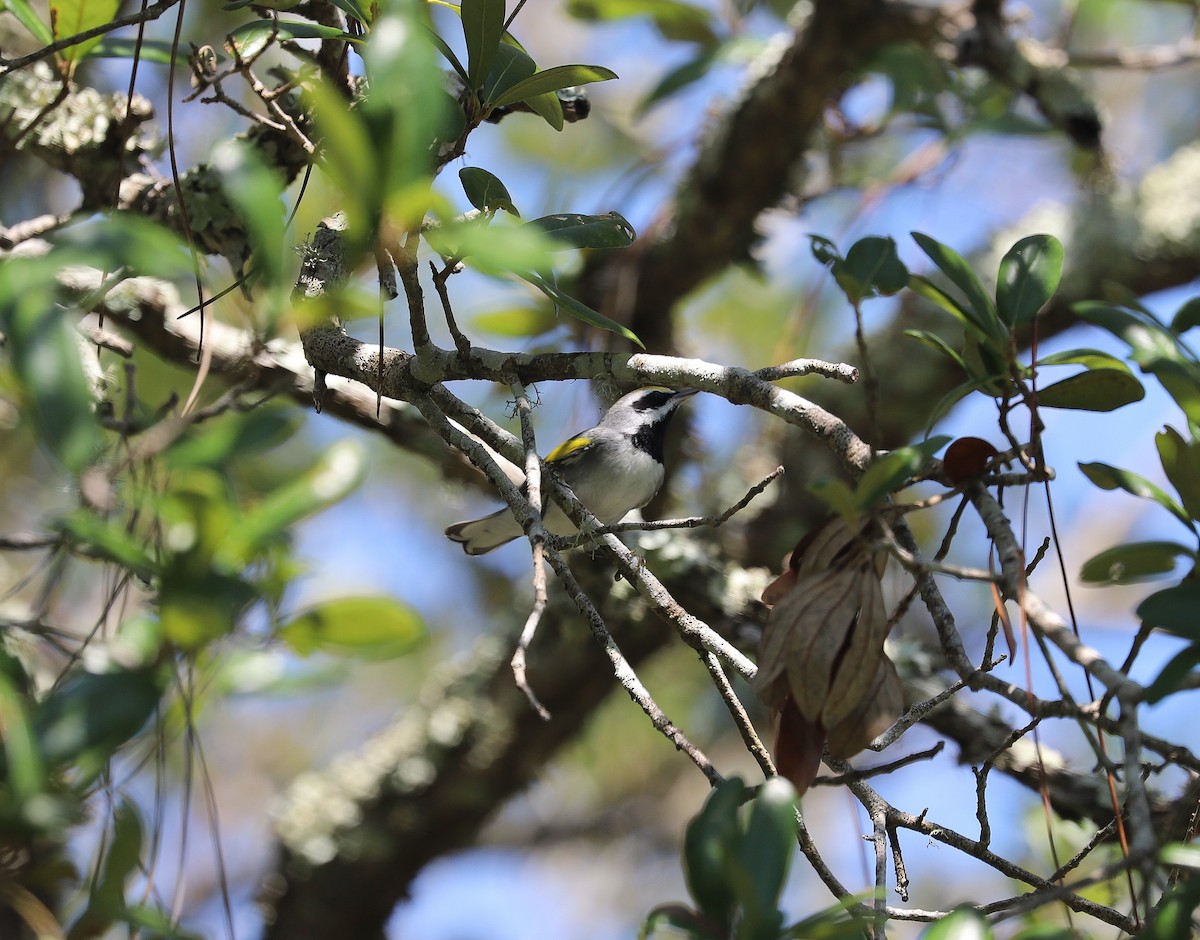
xmin=774 ymin=696 xmax=825 ymax=796
xmin=756 ymin=516 xmax=901 ymax=776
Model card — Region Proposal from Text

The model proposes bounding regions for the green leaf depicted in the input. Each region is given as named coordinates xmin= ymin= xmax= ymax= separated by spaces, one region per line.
xmin=459 ymin=166 xmax=520 ymax=216
xmin=60 ymin=510 xmax=158 ymax=580
xmin=734 ymin=778 xmax=796 ymax=940
xmin=166 ymin=407 xmax=298 ymax=469
xmin=1036 ymin=368 xmax=1144 ymax=412
xmin=226 ymin=18 xmax=358 ymax=58
xmin=1137 ymin=582 xmax=1200 ymax=639
xmin=1156 ymin=426 xmax=1200 ymax=521
xmin=520 ymin=89 xmax=566 ymax=131
xmin=70 ymin=800 xmax=144 ymax=939
xmin=4 ymin=0 xmax=53 ymax=44
xmin=919 ymin=907 xmax=992 ymax=940
xmin=160 ymin=566 xmax=258 ymax=649
xmin=0 ymin=673 xmax=45 ymax=801
xmin=214 ymin=141 xmax=288 ymax=290
xmin=0 ymin=257 xmax=104 ymax=473
xmin=530 ymin=212 xmax=636 ymax=250
xmin=638 ymin=44 xmax=719 ymax=114
xmin=34 ymin=669 xmax=163 ymax=777
xmin=1171 ymin=296 xmax=1200 ymax=334
xmin=86 ymin=37 xmax=184 ymax=63
xmin=49 ymin=0 xmax=120 ymax=63
xmin=1073 ymin=301 xmax=1186 ymax=368
xmin=908 ymin=275 xmax=994 ymax=347
xmin=1035 ymin=348 xmax=1132 ymax=372
xmin=682 ymin=777 xmax=746 ymax=931
xmin=996 ymin=233 xmax=1062 ymax=327
xmin=522 ymin=273 xmax=643 ymax=347
xmin=427 ymin=25 xmax=470 ymax=83
xmin=904 ymin=330 xmax=968 ymax=372
xmin=220 ymin=440 xmax=366 ymax=564
xmin=911 ymin=233 xmax=1003 ymax=343
xmin=1136 ymin=872 xmax=1200 ymax=940
xmin=566 ymin=0 xmax=718 ymax=43
xmin=1145 ymin=358 xmax=1200 ymax=427
xmin=489 ymin=64 xmax=618 ymax=109
xmin=641 ymin=903 xmax=721 ymax=939
xmin=473 ymin=306 xmax=560 ymax=337
xmin=1161 ymin=843 xmax=1200 ymax=870
xmin=1079 ymin=541 xmax=1195 ymax=585
xmin=1078 ymin=462 xmax=1194 ymax=532
xmin=855 ymin=437 xmax=951 ymax=510
xmin=1145 ymin=644 xmax=1200 ymax=704
xmin=305 ymin=80 xmax=377 ymax=243
xmin=808 ymin=234 xmax=841 ymax=267
xmin=833 ymin=236 xmax=908 ymax=304
xmin=461 ymin=0 xmax=506 ymax=89
xmin=51 ymin=213 xmax=194 ymax=281
xmin=430 ymin=217 xmax=558 ymax=275
xmin=481 ymin=41 xmax=538 ymax=105
xmin=279 ymin=596 xmax=426 ymax=659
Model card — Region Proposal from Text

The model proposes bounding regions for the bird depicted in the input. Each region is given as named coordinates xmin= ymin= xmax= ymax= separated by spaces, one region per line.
xmin=445 ymin=386 xmax=698 ymax=555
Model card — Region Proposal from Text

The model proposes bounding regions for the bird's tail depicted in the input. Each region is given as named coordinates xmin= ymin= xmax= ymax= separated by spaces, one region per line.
xmin=444 ymin=508 xmax=522 ymax=555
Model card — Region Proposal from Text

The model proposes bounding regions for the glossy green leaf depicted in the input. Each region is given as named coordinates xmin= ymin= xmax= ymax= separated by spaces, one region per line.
xmin=1079 ymin=541 xmax=1195 ymax=585
xmin=996 ymin=233 xmax=1062 ymax=326
xmin=908 ymin=275 xmax=995 ymax=347
xmin=1078 ymin=462 xmax=1194 ymax=531
xmin=682 ymin=777 xmax=746 ymax=931
xmin=1035 ymin=348 xmax=1132 ymax=372
xmin=221 ymin=440 xmax=366 ymax=564
xmin=461 ymin=0 xmax=506 ymax=89
xmin=734 ymin=778 xmax=796 ymax=940
xmin=1137 ymin=582 xmax=1200 ymax=639
xmin=1156 ymin=426 xmax=1200 ymax=521
xmin=833 ymin=236 xmax=908 ymax=304
xmin=330 ymin=0 xmax=370 ymax=24
xmin=34 ymin=669 xmax=162 ymax=775
xmin=0 ymin=258 xmax=104 ymax=473
xmin=1036 ymin=368 xmax=1144 ymax=412
xmin=1137 ymin=877 xmax=1200 ymax=940
xmin=904 ymin=330 xmax=967 ymax=371
xmin=530 ymin=212 xmax=636 ymax=250
xmin=521 ymin=89 xmax=566 ymax=131
xmin=49 ymin=0 xmax=120 ymax=63
xmin=911 ymin=233 xmax=1002 ymax=342
xmin=1145 ymin=644 xmax=1200 ymax=704
xmin=1171 ymin=296 xmax=1200 ymax=334
xmin=460 ymin=167 xmax=520 ymax=216
xmin=481 ymin=41 xmax=538 ymax=105
xmin=919 ymin=907 xmax=992 ymax=940
xmin=522 ymin=273 xmax=644 ymax=347
xmin=279 ymin=596 xmax=426 ymax=659
xmin=855 ymin=436 xmax=951 ymax=510
xmin=808 ymin=234 xmax=841 ymax=267
xmin=489 ymin=64 xmax=618 ymax=109
xmin=4 ymin=0 xmax=53 ymax=44
xmin=226 ymin=19 xmax=358 ymax=58
xmin=1073 ymin=301 xmax=1185 ymax=368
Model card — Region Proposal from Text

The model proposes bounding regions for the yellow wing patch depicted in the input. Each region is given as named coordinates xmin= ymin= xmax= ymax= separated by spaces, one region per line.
xmin=546 ymin=436 xmax=592 ymax=463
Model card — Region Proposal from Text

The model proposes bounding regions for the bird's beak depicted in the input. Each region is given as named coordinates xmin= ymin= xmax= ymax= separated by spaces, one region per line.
xmin=673 ymin=388 xmax=699 ymax=401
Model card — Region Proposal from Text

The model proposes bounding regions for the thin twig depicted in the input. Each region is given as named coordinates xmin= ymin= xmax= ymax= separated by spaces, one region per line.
xmin=701 ymin=651 xmax=775 ymax=778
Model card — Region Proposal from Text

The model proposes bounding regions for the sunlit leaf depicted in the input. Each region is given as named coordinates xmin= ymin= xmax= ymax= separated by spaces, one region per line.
xmin=49 ymin=0 xmax=120 ymax=63
xmin=88 ymin=38 xmax=185 ymax=63
xmin=279 ymin=596 xmax=426 ymax=659
xmin=1035 ymin=348 xmax=1132 ymax=372
xmin=1073 ymin=302 xmax=1185 ymax=368
xmin=1079 ymin=541 xmax=1195 ymax=585
xmin=213 ymin=141 xmax=289 ymax=291
xmin=904 ymin=329 xmax=967 ymax=372
xmin=60 ymin=510 xmax=158 ymax=580
xmin=1078 ymin=462 xmax=1194 ymax=531
xmin=489 ymin=64 xmax=617 ymax=109
xmin=1036 ymin=368 xmax=1144 ymax=412
xmin=481 ymin=41 xmax=537 ymax=105
xmin=854 ymin=436 xmax=951 ymax=509
xmin=472 ymin=306 xmax=560 ymax=337
xmin=919 ymin=907 xmax=992 ymax=940
xmin=4 ymin=0 xmax=53 ymax=44
xmin=996 ymin=233 xmax=1062 ymax=327
xmin=521 ymin=273 xmax=643 ymax=347
xmin=566 ymin=0 xmax=718 ymax=43
xmin=226 ymin=18 xmax=358 ymax=58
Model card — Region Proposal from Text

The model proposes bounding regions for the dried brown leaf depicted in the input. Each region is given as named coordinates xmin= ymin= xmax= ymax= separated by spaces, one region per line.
xmin=826 ymin=657 xmax=903 ymax=758
xmin=775 ymin=696 xmax=825 ymax=796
